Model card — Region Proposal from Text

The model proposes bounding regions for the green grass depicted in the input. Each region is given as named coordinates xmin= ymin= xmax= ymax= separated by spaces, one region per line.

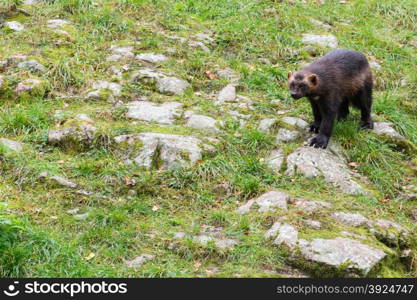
xmin=0 ymin=0 xmax=416 ymax=278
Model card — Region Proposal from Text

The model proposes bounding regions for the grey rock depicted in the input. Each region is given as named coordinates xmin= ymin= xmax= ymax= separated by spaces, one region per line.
xmin=193 ymin=235 xmax=238 ymax=249
xmin=301 ymin=34 xmax=338 ymax=48
xmin=310 ymin=19 xmax=332 ymax=30
xmin=110 ymin=45 xmax=134 ymax=56
xmin=183 ymin=110 xmax=195 ymax=120
xmin=217 ymin=84 xmax=236 ymax=103
xmin=125 ymin=254 xmax=154 ymax=268
xmin=186 ymin=114 xmax=220 ymax=134
xmin=286 ymin=146 xmax=366 ymax=195
xmin=174 ymin=227 xmax=238 ymax=250
xmin=264 ymin=8 xmax=278 ymax=15
xmin=48 ymin=125 xmax=97 ymax=146
xmin=156 ymin=76 xmax=190 ymax=95
xmin=217 ymin=67 xmax=240 ymax=82
xmin=24 ymin=0 xmax=39 ymax=4
xmin=236 ymin=191 xmax=289 ymax=214
xmin=114 ymin=132 xmax=206 ymax=169
xmin=265 ymin=222 xmax=299 ymax=249
xmin=331 ymin=212 xmax=369 ymax=227
xmin=373 ymin=122 xmax=405 ymax=141
xmin=340 ymin=231 xmax=366 ymax=240
xmin=14 ymin=79 xmax=43 ymax=94
xmin=75 ymin=114 xmax=94 ymax=123
xmin=369 ymin=61 xmax=382 ymax=70
xmin=292 ymin=199 xmax=332 ymax=212
xmin=47 ymin=175 xmax=77 ymax=188
xmin=136 ymin=53 xmax=168 ymax=63
xmin=73 ymin=212 xmax=89 ymax=220
xmin=276 ymin=128 xmax=300 ymax=142
xmin=126 ymin=101 xmax=182 ymax=124
xmin=372 ymin=219 xmax=407 ymax=233
xmin=195 ymin=33 xmax=215 ymax=45
xmin=130 ymin=68 xmax=163 ymax=82
xmin=299 ymin=237 xmax=386 ymax=275
xmin=282 ymin=117 xmax=309 ymax=130
xmin=47 ymin=19 xmax=71 ymax=28
xmin=304 ymin=219 xmax=322 ymax=229
xmin=18 ymin=60 xmax=47 ymax=73
xmin=265 ymin=148 xmax=284 ymax=172
xmin=87 ymin=81 xmax=122 ymax=100
xmin=107 ymin=46 xmax=134 ymax=61
xmin=188 ymin=40 xmax=210 ymax=52
xmin=0 ymin=76 xmax=4 ymax=89
xmin=173 ymin=232 xmax=187 ymax=239
xmin=0 ymin=138 xmax=23 ymax=152
xmin=258 ymin=118 xmax=276 ymax=133
xmin=4 ymin=21 xmax=24 ymax=32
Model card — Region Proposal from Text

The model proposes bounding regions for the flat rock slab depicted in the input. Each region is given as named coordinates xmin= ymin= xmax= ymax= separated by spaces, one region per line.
xmin=174 ymin=227 xmax=238 ymax=250
xmin=285 ymin=146 xmax=366 ymax=195
xmin=108 ymin=46 xmax=134 ymax=61
xmin=276 ymin=128 xmax=300 ymax=142
xmin=217 ymin=84 xmax=236 ymax=103
xmin=266 ymin=148 xmax=284 ymax=172
xmin=299 ymin=237 xmax=386 ymax=276
xmin=291 ymin=199 xmax=332 ymax=212
xmin=15 ymin=79 xmax=43 ymax=94
xmin=0 ymin=138 xmax=23 ymax=152
xmin=186 ymin=114 xmax=220 ymax=134
xmin=18 ymin=60 xmax=47 ymax=73
xmin=125 ymin=254 xmax=154 ymax=268
xmin=217 ymin=67 xmax=240 ymax=82
xmin=265 ymin=222 xmax=387 ymax=276
xmin=39 ymin=172 xmax=77 ymax=189
xmin=4 ymin=21 xmax=24 ymax=32
xmin=47 ymin=19 xmax=71 ymax=28
xmin=258 ymin=118 xmax=276 ymax=133
xmin=331 ymin=212 xmax=369 ymax=227
xmin=87 ymin=81 xmax=122 ymax=100
xmin=373 ymin=122 xmax=405 ymax=141
xmin=301 ymin=34 xmax=338 ymax=48
xmin=114 ymin=132 xmax=206 ymax=170
xmin=136 ymin=53 xmax=168 ymax=63
xmin=265 ymin=222 xmax=299 ymax=248
xmin=48 ymin=124 xmax=97 ymax=149
xmin=156 ymin=76 xmax=190 ymax=95
xmin=236 ymin=191 xmax=289 ymax=214
xmin=126 ymin=101 xmax=182 ymax=124
xmin=282 ymin=117 xmax=309 ymax=130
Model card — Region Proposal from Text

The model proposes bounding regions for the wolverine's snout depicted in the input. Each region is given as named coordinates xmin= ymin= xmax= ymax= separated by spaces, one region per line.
xmin=290 ymin=92 xmax=302 ymax=99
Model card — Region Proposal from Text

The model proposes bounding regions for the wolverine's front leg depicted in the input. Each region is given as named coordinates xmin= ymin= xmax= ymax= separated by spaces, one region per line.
xmin=309 ymin=99 xmax=321 ymax=134
xmin=309 ymin=100 xmax=338 ymax=149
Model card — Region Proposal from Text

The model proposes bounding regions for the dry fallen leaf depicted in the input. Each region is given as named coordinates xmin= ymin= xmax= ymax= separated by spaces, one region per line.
xmin=152 ymin=205 xmax=160 ymax=212
xmin=348 ymin=162 xmax=358 ymax=167
xmin=380 ymin=198 xmax=390 ymax=204
xmin=85 ymin=252 xmax=95 ymax=260
xmin=124 ymin=176 xmax=135 ymax=186
xmin=204 ymin=70 xmax=218 ymax=80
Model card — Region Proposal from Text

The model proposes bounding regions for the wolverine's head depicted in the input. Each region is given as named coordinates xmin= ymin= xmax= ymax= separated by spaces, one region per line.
xmin=287 ymin=71 xmax=319 ymax=99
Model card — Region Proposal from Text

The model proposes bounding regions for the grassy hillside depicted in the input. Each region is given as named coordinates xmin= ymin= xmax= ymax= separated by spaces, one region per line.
xmin=0 ymin=0 xmax=416 ymax=277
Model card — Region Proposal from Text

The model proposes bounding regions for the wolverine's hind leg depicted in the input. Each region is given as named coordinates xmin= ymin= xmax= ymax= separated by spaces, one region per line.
xmin=353 ymin=83 xmax=373 ymax=129
xmin=337 ymin=99 xmax=350 ymax=121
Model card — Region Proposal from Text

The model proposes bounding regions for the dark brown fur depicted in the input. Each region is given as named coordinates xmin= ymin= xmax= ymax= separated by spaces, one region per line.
xmin=288 ymin=49 xmax=373 ymax=148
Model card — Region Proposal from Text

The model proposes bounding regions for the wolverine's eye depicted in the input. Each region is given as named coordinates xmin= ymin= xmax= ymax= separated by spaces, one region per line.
xmin=290 ymin=82 xmax=295 ymax=88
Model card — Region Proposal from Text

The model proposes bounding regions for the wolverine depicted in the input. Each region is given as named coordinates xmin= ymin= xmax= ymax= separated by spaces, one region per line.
xmin=288 ymin=49 xmax=374 ymax=149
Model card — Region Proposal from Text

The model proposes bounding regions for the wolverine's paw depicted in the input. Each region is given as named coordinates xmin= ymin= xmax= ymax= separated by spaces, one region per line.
xmin=309 ymin=124 xmax=320 ymax=134
xmin=360 ymin=119 xmax=374 ymax=130
xmin=309 ymin=134 xmax=329 ymax=149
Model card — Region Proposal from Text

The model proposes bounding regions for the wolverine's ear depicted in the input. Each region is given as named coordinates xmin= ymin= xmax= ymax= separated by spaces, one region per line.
xmin=287 ymin=71 xmax=293 ymax=79
xmin=308 ymin=74 xmax=318 ymax=86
